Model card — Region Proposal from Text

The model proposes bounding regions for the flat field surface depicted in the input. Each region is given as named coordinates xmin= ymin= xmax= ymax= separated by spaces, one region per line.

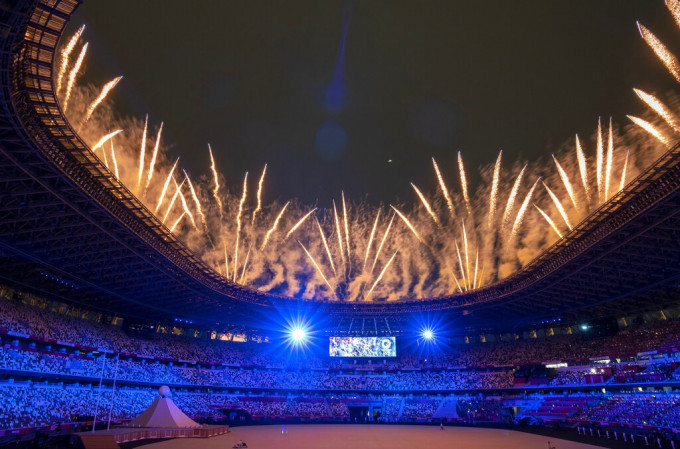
xmin=144 ymin=424 xmax=604 ymax=449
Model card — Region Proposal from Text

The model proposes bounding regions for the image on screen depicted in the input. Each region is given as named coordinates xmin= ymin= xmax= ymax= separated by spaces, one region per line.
xmin=329 ymin=337 xmax=396 ymax=358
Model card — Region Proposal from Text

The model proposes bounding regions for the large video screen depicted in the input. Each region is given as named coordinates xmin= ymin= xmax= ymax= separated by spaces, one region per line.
xmin=329 ymin=337 xmax=396 ymax=358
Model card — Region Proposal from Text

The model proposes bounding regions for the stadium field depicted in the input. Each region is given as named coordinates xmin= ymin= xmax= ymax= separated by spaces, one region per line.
xmin=144 ymin=425 xmax=603 ymax=449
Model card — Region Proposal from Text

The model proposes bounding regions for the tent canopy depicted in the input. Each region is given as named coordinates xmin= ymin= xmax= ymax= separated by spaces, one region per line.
xmin=130 ymin=397 xmax=200 ymax=428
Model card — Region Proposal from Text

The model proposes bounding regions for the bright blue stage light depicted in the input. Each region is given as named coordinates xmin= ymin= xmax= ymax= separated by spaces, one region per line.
xmin=421 ymin=328 xmax=435 ymax=341
xmin=290 ymin=326 xmax=307 ymax=343
xmin=282 ymin=316 xmax=313 ymax=349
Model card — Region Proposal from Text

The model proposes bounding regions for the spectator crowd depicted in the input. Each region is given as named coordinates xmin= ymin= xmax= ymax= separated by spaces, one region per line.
xmin=3 ymin=295 xmax=680 ymax=434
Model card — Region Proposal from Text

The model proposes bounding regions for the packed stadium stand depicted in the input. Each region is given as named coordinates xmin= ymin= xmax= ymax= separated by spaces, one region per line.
xmin=2 ymin=288 xmax=680 ymax=446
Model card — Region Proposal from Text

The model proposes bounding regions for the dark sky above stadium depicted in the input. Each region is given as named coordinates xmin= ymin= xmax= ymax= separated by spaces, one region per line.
xmin=70 ymin=1 xmax=678 ymax=205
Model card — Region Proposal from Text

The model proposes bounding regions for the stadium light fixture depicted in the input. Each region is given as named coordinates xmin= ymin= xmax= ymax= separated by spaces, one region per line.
xmin=282 ymin=315 xmax=315 ymax=350
xmin=291 ymin=326 xmax=307 ymax=343
xmin=420 ymin=328 xmax=435 ymax=341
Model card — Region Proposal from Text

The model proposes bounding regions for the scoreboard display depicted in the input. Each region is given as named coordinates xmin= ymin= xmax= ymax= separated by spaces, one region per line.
xmin=329 ymin=336 xmax=396 ymax=358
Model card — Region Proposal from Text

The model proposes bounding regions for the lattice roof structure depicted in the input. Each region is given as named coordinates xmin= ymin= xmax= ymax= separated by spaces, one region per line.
xmin=0 ymin=0 xmax=678 ymax=329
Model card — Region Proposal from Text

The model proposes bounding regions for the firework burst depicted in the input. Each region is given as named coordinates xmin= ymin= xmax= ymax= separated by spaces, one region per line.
xmin=57 ymin=8 xmax=675 ymax=302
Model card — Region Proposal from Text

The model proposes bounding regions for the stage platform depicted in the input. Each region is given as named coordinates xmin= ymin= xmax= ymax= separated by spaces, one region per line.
xmin=141 ymin=424 xmax=604 ymax=449
xmin=77 ymin=425 xmax=229 ymax=446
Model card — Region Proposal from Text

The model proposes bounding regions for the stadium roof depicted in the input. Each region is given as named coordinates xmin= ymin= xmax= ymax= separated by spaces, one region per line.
xmin=0 ymin=0 xmax=679 ymax=330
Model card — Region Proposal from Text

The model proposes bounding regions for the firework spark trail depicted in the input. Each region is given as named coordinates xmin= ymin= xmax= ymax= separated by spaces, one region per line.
xmin=154 ymin=158 xmax=179 ymax=213
xmin=477 ymin=265 xmax=485 ymax=289
xmin=411 ymin=183 xmax=439 ymax=224
xmin=162 ymin=180 xmax=181 ymax=223
xmin=371 ymin=213 xmax=395 ymax=273
xmin=207 ymin=145 xmax=224 ymax=220
xmin=332 ymin=201 xmax=346 ymax=266
xmin=628 ymin=115 xmax=670 ymax=146
xmin=432 ymin=158 xmax=455 ymax=217
xmin=472 ymin=248 xmax=479 ymax=290
xmin=252 ymin=164 xmax=267 ymax=224
xmin=510 ymin=178 xmax=540 ymax=238
xmin=455 ymin=241 xmax=467 ymax=290
xmin=63 ymin=42 xmax=88 ymax=112
xmin=634 ymin=88 xmax=680 ymax=133
xmin=56 ymin=25 xmax=84 ymax=94
xmin=260 ymin=201 xmax=289 ymax=250
xmin=604 ymin=118 xmax=614 ymax=200
xmin=365 ymin=249 xmax=398 ymax=300
xmin=232 ymin=245 xmax=238 ymax=281
xmin=162 ymin=179 xmax=185 ymax=224
xmin=534 ymin=204 xmax=563 ymax=239
xmin=390 ymin=205 xmax=423 ymax=243
xmin=575 ymin=135 xmax=590 ymax=204
xmin=543 ymin=181 xmax=572 ymax=230
xmin=341 ymin=192 xmax=352 ymax=269
xmin=596 ymin=117 xmax=603 ymax=201
xmin=285 ymin=208 xmax=317 ymax=239
xmin=177 ymin=180 xmax=198 ymax=231
xmin=619 ymin=150 xmax=630 ymax=192
xmin=315 ymin=217 xmax=336 ymax=275
xmin=458 ymin=152 xmax=472 ymax=215
xmin=81 ymin=76 xmax=122 ymax=126
xmin=552 ymin=154 xmax=579 ymax=212
xmin=462 ymin=220 xmax=471 ymax=287
xmin=223 ymin=245 xmax=230 ymax=279
xmin=488 ymin=151 xmax=502 ymax=227
xmin=136 ymin=115 xmax=148 ymax=192
xmin=669 ymin=0 xmax=680 ymax=29
xmin=183 ymin=170 xmax=207 ymax=229
xmin=145 ymin=122 xmax=164 ymax=192
xmin=363 ymin=209 xmax=381 ymax=271
xmin=239 ymin=245 xmax=251 ymax=284
xmin=638 ymin=22 xmax=680 ymax=84
xmin=233 ymin=172 xmax=248 ymax=282
xmin=109 ymin=137 xmax=119 ymax=179
xmin=501 ymin=164 xmax=527 ymax=227
xmin=299 ymin=241 xmax=334 ymax=291
xmin=101 ymin=143 xmax=109 ymax=166
xmin=169 ymin=212 xmax=186 ymax=233
xmin=451 ymin=271 xmax=463 ymax=293
xmin=91 ymin=130 xmax=123 ymax=152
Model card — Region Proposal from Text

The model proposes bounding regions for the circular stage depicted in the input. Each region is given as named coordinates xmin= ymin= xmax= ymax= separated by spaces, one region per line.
xmin=143 ymin=425 xmax=603 ymax=449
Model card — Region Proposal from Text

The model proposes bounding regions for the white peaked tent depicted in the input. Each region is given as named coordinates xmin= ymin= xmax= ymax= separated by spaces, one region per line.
xmin=130 ymin=396 xmax=200 ymax=428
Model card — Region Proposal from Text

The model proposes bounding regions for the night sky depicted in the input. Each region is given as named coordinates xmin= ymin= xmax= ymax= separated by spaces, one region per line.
xmin=70 ymin=1 xmax=679 ymax=206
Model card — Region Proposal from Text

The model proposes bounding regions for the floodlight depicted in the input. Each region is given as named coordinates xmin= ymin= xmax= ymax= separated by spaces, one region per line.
xmin=291 ymin=327 xmax=306 ymax=343
xmin=421 ymin=328 xmax=434 ymax=340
